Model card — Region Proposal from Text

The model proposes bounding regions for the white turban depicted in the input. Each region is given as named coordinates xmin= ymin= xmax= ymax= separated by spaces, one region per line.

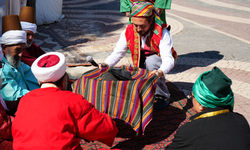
xmin=31 ymin=52 xmax=67 ymax=83
xmin=0 ymin=30 xmax=26 ymax=45
xmin=20 ymin=21 xmax=37 ymax=33
xmin=0 ymin=30 xmax=26 ymax=61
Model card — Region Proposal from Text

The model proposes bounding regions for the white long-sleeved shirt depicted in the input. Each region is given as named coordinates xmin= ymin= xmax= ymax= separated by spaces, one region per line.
xmin=105 ymin=28 xmax=174 ymax=75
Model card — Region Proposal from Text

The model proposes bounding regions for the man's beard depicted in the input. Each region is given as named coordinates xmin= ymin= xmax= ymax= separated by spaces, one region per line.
xmin=137 ymin=23 xmax=154 ymax=37
xmin=6 ymin=51 xmax=20 ymax=68
xmin=26 ymin=41 xmax=32 ymax=48
xmin=138 ymin=29 xmax=150 ymax=37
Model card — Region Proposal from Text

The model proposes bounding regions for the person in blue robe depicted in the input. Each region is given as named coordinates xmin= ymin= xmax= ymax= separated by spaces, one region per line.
xmin=0 ymin=14 xmax=39 ymax=115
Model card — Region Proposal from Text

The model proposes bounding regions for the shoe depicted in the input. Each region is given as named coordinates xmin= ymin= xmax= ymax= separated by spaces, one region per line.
xmin=154 ymin=95 xmax=170 ymax=110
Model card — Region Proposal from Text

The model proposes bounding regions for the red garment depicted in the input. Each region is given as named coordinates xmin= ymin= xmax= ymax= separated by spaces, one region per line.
xmin=12 ymin=87 xmax=118 ymax=150
xmin=21 ymin=43 xmax=46 ymax=67
xmin=141 ymin=36 xmax=157 ymax=58
xmin=125 ymin=24 xmax=161 ymax=67
xmin=0 ymin=101 xmax=14 ymax=149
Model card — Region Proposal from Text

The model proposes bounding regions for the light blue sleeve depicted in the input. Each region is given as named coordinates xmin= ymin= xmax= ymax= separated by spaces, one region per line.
xmin=0 ymin=66 xmax=29 ymax=101
xmin=20 ymin=62 xmax=39 ymax=90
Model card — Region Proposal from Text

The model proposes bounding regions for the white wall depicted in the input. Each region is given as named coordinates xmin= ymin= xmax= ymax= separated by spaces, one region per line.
xmin=36 ymin=0 xmax=63 ymax=25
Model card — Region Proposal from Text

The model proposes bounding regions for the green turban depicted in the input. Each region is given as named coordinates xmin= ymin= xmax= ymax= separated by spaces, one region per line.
xmin=192 ymin=67 xmax=234 ymax=111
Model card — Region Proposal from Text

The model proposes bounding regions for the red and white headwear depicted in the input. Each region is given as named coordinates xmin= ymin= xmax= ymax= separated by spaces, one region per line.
xmin=31 ymin=52 xmax=67 ymax=82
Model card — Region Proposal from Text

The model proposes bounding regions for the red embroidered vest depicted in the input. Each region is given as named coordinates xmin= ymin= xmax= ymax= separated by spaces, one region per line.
xmin=125 ymin=24 xmax=161 ymax=67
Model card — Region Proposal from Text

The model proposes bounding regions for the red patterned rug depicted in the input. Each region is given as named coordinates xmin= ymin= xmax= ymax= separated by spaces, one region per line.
xmin=80 ymin=81 xmax=196 ymax=150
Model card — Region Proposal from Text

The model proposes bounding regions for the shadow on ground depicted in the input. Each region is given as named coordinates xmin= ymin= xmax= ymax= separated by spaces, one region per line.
xmin=169 ymin=50 xmax=223 ymax=74
xmin=35 ymin=0 xmax=124 ymax=49
xmin=171 ymin=82 xmax=194 ymax=95
xmin=112 ymin=105 xmax=186 ymax=150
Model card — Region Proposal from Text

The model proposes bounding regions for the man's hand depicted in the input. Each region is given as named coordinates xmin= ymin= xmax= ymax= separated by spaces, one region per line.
xmin=125 ymin=12 xmax=130 ymax=17
xmin=150 ymin=70 xmax=164 ymax=77
xmin=92 ymin=63 xmax=109 ymax=69
xmin=0 ymin=115 xmax=14 ymax=140
xmin=155 ymin=8 xmax=163 ymax=15
xmin=98 ymin=63 xmax=109 ymax=69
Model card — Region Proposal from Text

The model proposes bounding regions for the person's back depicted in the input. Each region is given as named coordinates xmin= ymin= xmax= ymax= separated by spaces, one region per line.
xmin=12 ymin=52 xmax=118 ymax=150
xmin=13 ymin=87 xmax=118 ymax=150
xmin=166 ymin=67 xmax=250 ymax=150
xmin=0 ymin=15 xmax=39 ymax=115
xmin=167 ymin=107 xmax=250 ymax=150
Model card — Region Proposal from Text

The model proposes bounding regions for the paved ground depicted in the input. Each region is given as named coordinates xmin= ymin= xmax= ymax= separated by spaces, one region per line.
xmin=35 ymin=0 xmax=250 ymax=123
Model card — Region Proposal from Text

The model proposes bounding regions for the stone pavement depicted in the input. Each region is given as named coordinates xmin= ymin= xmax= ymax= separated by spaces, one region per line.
xmin=35 ymin=0 xmax=250 ymax=123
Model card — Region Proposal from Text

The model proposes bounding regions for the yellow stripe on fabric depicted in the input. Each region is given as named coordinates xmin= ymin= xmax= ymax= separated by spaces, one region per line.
xmin=120 ymin=81 xmax=129 ymax=119
xmin=155 ymin=15 xmax=160 ymax=21
xmin=129 ymin=81 xmax=142 ymax=126
xmin=108 ymin=81 xmax=114 ymax=113
xmin=121 ymin=80 xmax=134 ymax=120
xmin=134 ymin=122 xmax=140 ymax=132
xmin=110 ymin=81 xmax=117 ymax=118
xmin=141 ymin=89 xmax=151 ymax=107
xmin=101 ymin=81 xmax=106 ymax=112
xmin=95 ymin=80 xmax=98 ymax=110
xmin=96 ymin=80 xmax=102 ymax=112
xmin=140 ymin=8 xmax=151 ymax=16
xmin=72 ymin=80 xmax=77 ymax=93
xmin=85 ymin=70 xmax=97 ymax=78
xmin=113 ymin=81 xmax=123 ymax=118
xmin=125 ymin=80 xmax=140 ymax=123
xmin=143 ymin=105 xmax=153 ymax=122
xmin=80 ymin=78 xmax=85 ymax=99
xmin=138 ymin=77 xmax=148 ymax=94
xmin=194 ymin=109 xmax=229 ymax=120
xmin=88 ymin=79 xmax=94 ymax=103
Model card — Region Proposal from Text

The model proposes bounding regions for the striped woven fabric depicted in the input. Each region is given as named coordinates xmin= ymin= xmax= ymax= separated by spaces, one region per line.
xmin=72 ymin=66 xmax=158 ymax=135
xmin=131 ymin=1 xmax=154 ymax=17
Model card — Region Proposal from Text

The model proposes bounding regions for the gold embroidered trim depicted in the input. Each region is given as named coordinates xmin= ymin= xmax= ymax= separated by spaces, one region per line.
xmin=194 ymin=109 xmax=229 ymax=120
xmin=133 ymin=27 xmax=140 ymax=67
xmin=127 ymin=40 xmax=131 ymax=48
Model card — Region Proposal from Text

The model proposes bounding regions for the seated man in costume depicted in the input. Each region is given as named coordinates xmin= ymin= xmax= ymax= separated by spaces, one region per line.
xmin=0 ymin=15 xmax=39 ymax=115
xmin=0 ymin=61 xmax=14 ymax=150
xmin=120 ymin=0 xmax=172 ymax=28
xmin=165 ymin=67 xmax=250 ymax=150
xmin=100 ymin=1 xmax=175 ymax=109
xmin=12 ymin=52 xmax=118 ymax=149
xmin=20 ymin=6 xmax=45 ymax=67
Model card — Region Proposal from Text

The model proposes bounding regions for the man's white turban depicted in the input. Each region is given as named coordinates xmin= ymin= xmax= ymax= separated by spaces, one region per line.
xmin=0 ymin=30 xmax=26 ymax=60
xmin=20 ymin=21 xmax=37 ymax=33
xmin=31 ymin=52 xmax=67 ymax=83
xmin=0 ymin=30 xmax=26 ymax=45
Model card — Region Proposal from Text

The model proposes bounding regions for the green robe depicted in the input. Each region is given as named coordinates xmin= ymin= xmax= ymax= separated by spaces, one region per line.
xmin=120 ymin=0 xmax=172 ymax=24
